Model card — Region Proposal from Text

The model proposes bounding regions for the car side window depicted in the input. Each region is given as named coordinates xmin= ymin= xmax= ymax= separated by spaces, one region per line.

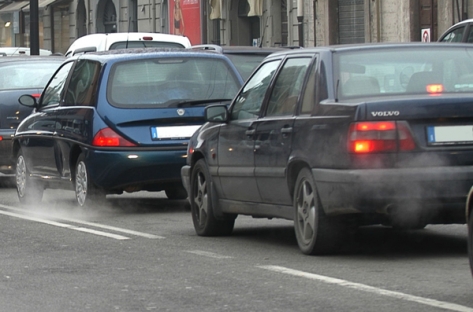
xmin=230 ymin=60 xmax=281 ymax=120
xmin=265 ymin=57 xmax=311 ymax=117
xmin=64 ymin=60 xmax=101 ymax=106
xmin=41 ymin=61 xmax=74 ymax=108
xmin=440 ymin=27 xmax=465 ymax=42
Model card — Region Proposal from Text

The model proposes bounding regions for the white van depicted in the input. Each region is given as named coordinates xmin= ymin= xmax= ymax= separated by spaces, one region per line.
xmin=65 ymin=32 xmax=191 ymax=57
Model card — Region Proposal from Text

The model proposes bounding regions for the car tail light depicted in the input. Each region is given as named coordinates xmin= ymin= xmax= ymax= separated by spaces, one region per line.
xmin=31 ymin=93 xmax=41 ymax=99
xmin=142 ymin=36 xmax=153 ymax=40
xmin=348 ymin=121 xmax=416 ymax=153
xmin=92 ymin=127 xmax=136 ymax=147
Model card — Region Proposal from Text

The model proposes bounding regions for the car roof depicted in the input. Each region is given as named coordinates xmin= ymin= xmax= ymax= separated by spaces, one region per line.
xmin=0 ymin=55 xmax=65 ymax=64
xmin=191 ymin=44 xmax=289 ymax=55
xmin=73 ymin=47 xmax=239 ymax=63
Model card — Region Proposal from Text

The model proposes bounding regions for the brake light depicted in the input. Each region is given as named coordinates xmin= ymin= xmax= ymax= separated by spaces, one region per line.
xmin=142 ymin=36 xmax=153 ymax=40
xmin=348 ymin=121 xmax=415 ymax=153
xmin=92 ymin=127 xmax=136 ymax=147
xmin=31 ymin=93 xmax=41 ymax=99
xmin=426 ymin=84 xmax=444 ymax=94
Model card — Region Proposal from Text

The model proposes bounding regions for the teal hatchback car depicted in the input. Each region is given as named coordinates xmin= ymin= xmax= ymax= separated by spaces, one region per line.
xmin=13 ymin=49 xmax=243 ymax=207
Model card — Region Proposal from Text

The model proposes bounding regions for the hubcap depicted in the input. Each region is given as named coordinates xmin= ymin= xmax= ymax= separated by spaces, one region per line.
xmin=16 ymin=155 xmax=27 ymax=197
xmin=296 ymin=180 xmax=316 ymax=245
xmin=193 ymin=170 xmax=208 ymax=225
xmin=76 ymin=161 xmax=88 ymax=206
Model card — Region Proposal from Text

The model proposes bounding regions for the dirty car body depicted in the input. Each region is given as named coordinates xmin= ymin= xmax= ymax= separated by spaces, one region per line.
xmin=182 ymin=43 xmax=473 ymax=255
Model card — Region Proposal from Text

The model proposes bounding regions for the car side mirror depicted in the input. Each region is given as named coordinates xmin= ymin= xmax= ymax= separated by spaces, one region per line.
xmin=205 ymin=104 xmax=228 ymax=122
xmin=18 ymin=94 xmax=37 ymax=108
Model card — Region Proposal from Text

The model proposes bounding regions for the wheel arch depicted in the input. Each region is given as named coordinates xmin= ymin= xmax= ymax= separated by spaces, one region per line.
xmin=69 ymin=145 xmax=85 ymax=182
xmin=287 ymin=160 xmax=311 ymax=201
xmin=466 ymin=186 xmax=473 ymax=223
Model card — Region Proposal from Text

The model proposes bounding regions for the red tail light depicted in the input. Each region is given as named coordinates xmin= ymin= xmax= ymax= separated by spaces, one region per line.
xmin=31 ymin=93 xmax=41 ymax=99
xmin=348 ymin=121 xmax=416 ymax=153
xmin=426 ymin=84 xmax=444 ymax=94
xmin=92 ymin=127 xmax=136 ymax=147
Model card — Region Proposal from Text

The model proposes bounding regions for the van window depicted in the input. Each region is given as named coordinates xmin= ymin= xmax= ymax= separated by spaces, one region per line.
xmin=109 ymin=41 xmax=187 ymax=49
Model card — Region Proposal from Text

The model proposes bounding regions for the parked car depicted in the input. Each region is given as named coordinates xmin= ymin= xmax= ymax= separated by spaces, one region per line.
xmin=0 ymin=56 xmax=64 ymax=179
xmin=0 ymin=47 xmax=53 ymax=56
xmin=65 ymin=33 xmax=192 ymax=57
xmin=13 ymin=49 xmax=243 ymax=206
xmin=438 ymin=19 xmax=473 ymax=43
xmin=190 ymin=44 xmax=286 ymax=80
xmin=181 ymin=43 xmax=473 ymax=255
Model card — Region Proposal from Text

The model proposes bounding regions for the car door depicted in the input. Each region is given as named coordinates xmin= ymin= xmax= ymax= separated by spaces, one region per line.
xmin=254 ymin=56 xmax=312 ymax=205
xmin=19 ymin=61 xmax=74 ymax=178
xmin=217 ymin=59 xmax=281 ymax=202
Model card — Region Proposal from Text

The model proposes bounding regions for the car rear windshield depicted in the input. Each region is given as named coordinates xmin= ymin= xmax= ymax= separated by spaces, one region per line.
xmin=108 ymin=57 xmax=241 ymax=108
xmin=225 ymin=54 xmax=268 ymax=80
xmin=0 ymin=62 xmax=60 ymax=90
xmin=335 ymin=46 xmax=473 ymax=99
xmin=109 ymin=41 xmax=186 ymax=49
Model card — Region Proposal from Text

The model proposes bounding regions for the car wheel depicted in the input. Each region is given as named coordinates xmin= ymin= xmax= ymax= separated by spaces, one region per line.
xmin=190 ymin=159 xmax=234 ymax=236
xmin=75 ymin=153 xmax=105 ymax=207
xmin=165 ymin=186 xmax=188 ymax=200
xmin=16 ymin=151 xmax=43 ymax=204
xmin=293 ymin=168 xmax=345 ymax=255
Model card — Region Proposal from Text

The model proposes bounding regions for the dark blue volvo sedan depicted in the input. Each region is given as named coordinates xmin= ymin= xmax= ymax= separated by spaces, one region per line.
xmin=13 ymin=49 xmax=243 ymax=207
xmin=181 ymin=43 xmax=473 ymax=255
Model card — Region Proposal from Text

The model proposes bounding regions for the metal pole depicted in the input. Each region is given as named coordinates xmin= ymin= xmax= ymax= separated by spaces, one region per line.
xmin=297 ymin=0 xmax=304 ymax=47
xmin=30 ymin=0 xmax=40 ymax=55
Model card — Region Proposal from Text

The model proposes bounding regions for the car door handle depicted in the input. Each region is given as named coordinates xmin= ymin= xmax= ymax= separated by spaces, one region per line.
xmin=245 ymin=129 xmax=255 ymax=137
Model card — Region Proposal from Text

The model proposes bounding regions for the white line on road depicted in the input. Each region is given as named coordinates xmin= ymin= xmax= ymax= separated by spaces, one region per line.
xmin=0 ymin=209 xmax=130 ymax=240
xmin=0 ymin=204 xmax=164 ymax=239
xmin=186 ymin=250 xmax=233 ymax=259
xmin=259 ymin=265 xmax=473 ymax=312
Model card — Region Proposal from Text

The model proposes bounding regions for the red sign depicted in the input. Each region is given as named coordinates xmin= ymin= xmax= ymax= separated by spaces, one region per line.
xmin=169 ymin=0 xmax=201 ymax=45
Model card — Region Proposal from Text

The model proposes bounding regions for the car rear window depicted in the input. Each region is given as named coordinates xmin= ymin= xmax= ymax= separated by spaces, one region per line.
xmin=110 ymin=41 xmax=186 ymax=49
xmin=107 ymin=57 xmax=241 ymax=108
xmin=335 ymin=47 xmax=473 ymax=99
xmin=0 ymin=62 xmax=60 ymax=90
xmin=225 ymin=54 xmax=268 ymax=81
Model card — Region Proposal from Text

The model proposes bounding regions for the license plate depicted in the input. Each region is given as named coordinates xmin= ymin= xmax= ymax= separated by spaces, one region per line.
xmin=151 ymin=125 xmax=200 ymax=140
xmin=427 ymin=125 xmax=473 ymax=145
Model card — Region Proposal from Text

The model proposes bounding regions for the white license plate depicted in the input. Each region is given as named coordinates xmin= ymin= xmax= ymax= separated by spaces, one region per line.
xmin=151 ymin=125 xmax=200 ymax=140
xmin=427 ymin=125 xmax=473 ymax=145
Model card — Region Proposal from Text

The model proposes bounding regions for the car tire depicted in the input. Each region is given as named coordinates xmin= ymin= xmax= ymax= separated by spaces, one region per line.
xmin=16 ymin=150 xmax=44 ymax=204
xmin=165 ymin=186 xmax=188 ymax=200
xmin=293 ymin=168 xmax=345 ymax=255
xmin=190 ymin=159 xmax=234 ymax=236
xmin=75 ymin=153 xmax=105 ymax=208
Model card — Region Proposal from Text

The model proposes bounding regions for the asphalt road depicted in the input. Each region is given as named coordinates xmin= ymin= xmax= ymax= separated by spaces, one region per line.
xmin=0 ymin=186 xmax=472 ymax=312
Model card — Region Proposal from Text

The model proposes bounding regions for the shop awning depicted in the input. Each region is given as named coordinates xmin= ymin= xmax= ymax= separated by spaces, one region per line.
xmin=0 ymin=1 xmax=29 ymax=13
xmin=22 ymin=0 xmax=59 ymax=11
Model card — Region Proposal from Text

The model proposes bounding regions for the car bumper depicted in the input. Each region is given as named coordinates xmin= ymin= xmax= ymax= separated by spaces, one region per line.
xmin=313 ymin=166 xmax=473 ymax=214
xmin=87 ymin=149 xmax=188 ymax=191
xmin=0 ymin=131 xmax=14 ymax=175
xmin=181 ymin=165 xmax=191 ymax=195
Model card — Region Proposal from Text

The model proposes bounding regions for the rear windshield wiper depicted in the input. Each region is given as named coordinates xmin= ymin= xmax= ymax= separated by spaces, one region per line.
xmin=167 ymin=98 xmax=233 ymax=107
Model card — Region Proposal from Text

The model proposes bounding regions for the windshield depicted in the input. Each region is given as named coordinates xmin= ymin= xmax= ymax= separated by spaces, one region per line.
xmin=110 ymin=41 xmax=186 ymax=49
xmin=108 ymin=57 xmax=241 ymax=108
xmin=335 ymin=46 xmax=473 ymax=99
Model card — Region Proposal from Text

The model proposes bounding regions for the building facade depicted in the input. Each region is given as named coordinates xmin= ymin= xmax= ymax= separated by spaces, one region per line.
xmin=0 ymin=0 xmax=470 ymax=54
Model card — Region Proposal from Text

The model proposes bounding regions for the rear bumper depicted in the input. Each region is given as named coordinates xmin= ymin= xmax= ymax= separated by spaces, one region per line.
xmin=181 ymin=165 xmax=191 ymax=195
xmin=313 ymin=166 xmax=473 ymax=215
xmin=86 ymin=148 xmax=187 ymax=191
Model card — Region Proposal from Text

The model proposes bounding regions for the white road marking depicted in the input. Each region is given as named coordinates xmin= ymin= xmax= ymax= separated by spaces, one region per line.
xmin=0 ymin=204 xmax=163 ymax=239
xmin=259 ymin=265 xmax=473 ymax=312
xmin=0 ymin=209 xmax=129 ymax=240
xmin=186 ymin=250 xmax=233 ymax=259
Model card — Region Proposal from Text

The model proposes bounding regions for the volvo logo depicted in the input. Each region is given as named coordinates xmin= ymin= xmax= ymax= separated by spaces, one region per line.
xmin=177 ymin=109 xmax=185 ymax=116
